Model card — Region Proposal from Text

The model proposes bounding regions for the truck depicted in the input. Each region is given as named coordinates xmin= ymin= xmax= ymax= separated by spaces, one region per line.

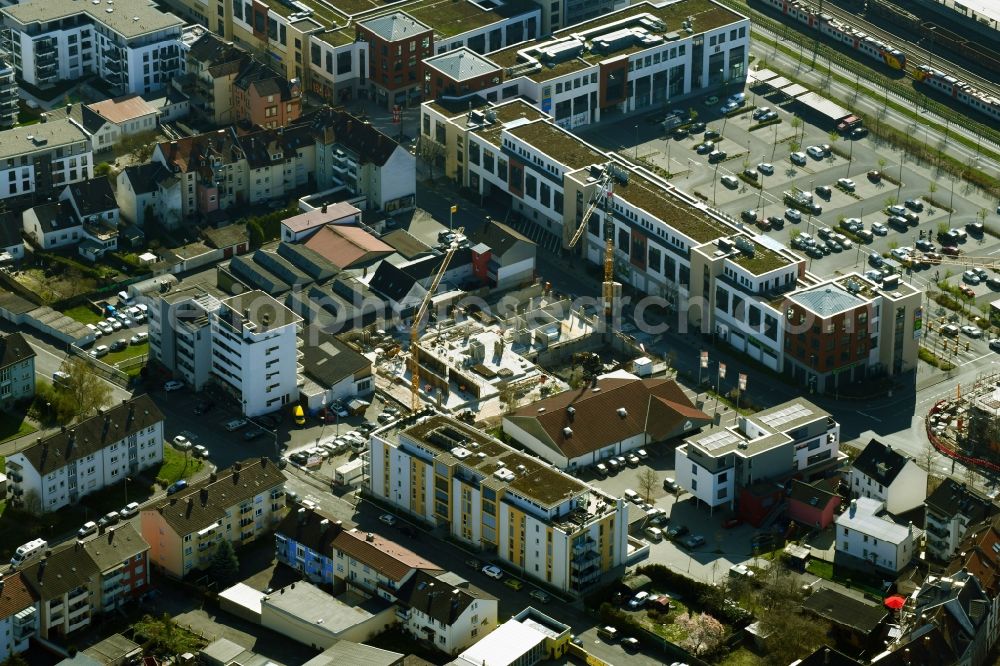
xmin=836 ymin=115 xmax=863 ymax=133
xmin=783 ymin=188 xmax=822 ymax=215
xmin=334 ymin=458 xmax=365 ymax=488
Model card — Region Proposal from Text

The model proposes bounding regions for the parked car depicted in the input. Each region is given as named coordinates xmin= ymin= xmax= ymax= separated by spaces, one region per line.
xmin=627 ymin=591 xmax=650 ymax=609
xmin=193 ymin=444 xmax=209 ymax=458
xmin=837 ymin=178 xmax=855 ymax=191
xmin=225 ymin=418 xmax=248 ymax=431
xmin=379 ymin=514 xmax=398 ymax=526
xmin=98 ymin=511 xmax=120 ymax=528
xmin=120 ymin=502 xmax=140 ymax=519
xmin=164 ymin=380 xmax=184 ymax=392
xmin=621 ymin=637 xmax=641 ymax=652
xmin=172 ymin=434 xmax=192 ymax=450
xmin=785 ymin=208 xmax=802 ymax=222
xmin=742 ymin=168 xmax=759 ymax=182
xmin=721 ymin=174 xmax=738 ymax=188
xmin=504 ymin=578 xmax=523 ymax=591
xmin=963 ymin=270 xmax=981 ymax=285
xmin=815 ymin=185 xmax=832 ymax=199
xmin=78 ymin=521 xmax=98 ymax=538
xmin=696 ymin=141 xmax=715 ymax=154
xmin=166 ymin=480 xmax=188 ymax=495
xmin=752 ymin=106 xmax=772 ymax=120
xmin=708 ymin=150 xmax=727 ymax=163
xmin=482 ymin=564 xmax=503 ymax=580
xmin=962 ymin=325 xmax=983 ymax=339
xmin=867 ymin=170 xmax=881 ymax=182
xmin=193 ymin=400 xmax=215 ymax=415
xmin=663 ymin=477 xmax=678 ymax=492
xmin=595 ymin=463 xmax=609 ymax=477
xmin=703 ymin=129 xmax=721 ymax=140
xmin=990 ymin=339 xmax=1000 ymax=352
xmin=529 ymin=589 xmax=551 ymax=603
xmin=667 ymin=524 xmax=689 ymax=539
xmin=757 ymin=162 xmax=775 ymax=175
xmin=682 ymin=534 xmax=706 ymax=549
xmin=905 ymin=199 xmax=924 ymax=212
xmin=871 ymin=222 xmax=888 ymax=235
xmin=790 ymin=151 xmax=807 ymax=165
xmin=109 ymin=340 xmax=127 ymax=352
xmin=806 ymin=145 xmax=825 ymax=159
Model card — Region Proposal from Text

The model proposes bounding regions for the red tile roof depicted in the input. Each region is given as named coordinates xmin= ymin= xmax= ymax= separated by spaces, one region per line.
xmin=507 ymin=377 xmax=710 ymax=459
xmin=332 ymin=528 xmax=442 ymax=582
xmin=302 ymin=224 xmax=394 ymax=269
xmin=0 ymin=571 xmax=37 ymax=620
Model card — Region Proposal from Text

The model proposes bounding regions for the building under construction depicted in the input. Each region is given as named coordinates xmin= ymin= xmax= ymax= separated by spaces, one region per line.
xmin=948 ymin=369 xmax=1000 ymax=462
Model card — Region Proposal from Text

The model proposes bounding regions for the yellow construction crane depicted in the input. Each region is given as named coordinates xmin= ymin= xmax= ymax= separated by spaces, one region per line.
xmin=568 ymin=163 xmax=621 ymax=316
xmin=410 ymin=227 xmax=465 ymax=411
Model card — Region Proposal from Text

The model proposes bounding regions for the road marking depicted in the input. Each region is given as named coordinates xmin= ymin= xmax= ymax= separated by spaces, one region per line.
xmin=960 ymin=352 xmax=993 ymax=367
xmin=989 ymin=247 xmax=1000 ymax=255
xmin=856 ymin=412 xmax=882 ymax=422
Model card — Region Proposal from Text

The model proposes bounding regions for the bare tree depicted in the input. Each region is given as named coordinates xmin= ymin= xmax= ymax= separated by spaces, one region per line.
xmin=416 ymin=137 xmax=445 ymax=180
xmin=637 ymin=466 xmax=658 ymax=502
xmin=58 ymin=356 xmax=112 ymax=421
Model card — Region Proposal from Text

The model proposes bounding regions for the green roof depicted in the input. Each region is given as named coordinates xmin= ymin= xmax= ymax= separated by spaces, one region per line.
xmin=560 ymin=0 xmax=743 ymax=39
xmin=472 ymin=99 xmax=545 ymax=146
xmin=506 ymin=120 xmax=604 ymax=170
xmin=407 ymin=0 xmax=538 ymax=38
xmin=612 ymin=171 xmax=730 ymax=244
xmin=728 ymin=239 xmax=792 ymax=275
xmin=315 ymin=28 xmax=355 ymax=46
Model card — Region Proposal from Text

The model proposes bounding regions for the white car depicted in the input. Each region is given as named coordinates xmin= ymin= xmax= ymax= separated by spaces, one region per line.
xmin=785 ymin=208 xmax=802 ymax=222
xmin=962 ymin=325 xmax=983 ymax=339
xmin=837 ymin=178 xmax=855 ymax=191
xmin=806 ymin=145 xmax=825 ymax=159
xmin=120 ymin=501 xmax=140 ymax=519
xmin=871 ymin=222 xmax=888 ymax=236
xmin=963 ymin=270 xmax=981 ymax=285
xmin=98 ymin=321 xmax=114 ymax=335
xmin=481 ymin=564 xmax=503 ymax=580
xmin=108 ymin=318 xmax=123 ymax=331
xmin=379 ymin=514 xmax=397 ymax=526
xmin=172 ymin=435 xmax=192 ymax=450
xmin=164 ymin=380 xmax=184 ymax=392
xmin=757 ymin=162 xmax=775 ymax=175
xmin=193 ymin=445 xmax=210 ymax=458
xmin=86 ymin=323 xmax=102 ymax=338
xmin=890 ymin=247 xmax=911 ymax=261
xmin=790 ymin=151 xmax=807 ymax=165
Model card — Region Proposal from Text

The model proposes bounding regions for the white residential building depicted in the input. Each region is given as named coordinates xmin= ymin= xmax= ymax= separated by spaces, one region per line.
xmin=674 ymin=399 xmax=840 ymax=518
xmin=82 ymin=95 xmax=159 ymax=152
xmin=835 ymin=497 xmax=920 ymax=573
xmin=923 ymin=478 xmax=997 ymax=561
xmin=0 ymin=0 xmax=184 ymax=96
xmin=148 ymin=283 xmax=225 ymax=391
xmin=367 ymin=412 xmax=628 ymax=595
xmin=209 ymin=290 xmax=301 ymax=417
xmin=0 ymin=332 xmax=35 ymax=410
xmin=0 ymin=572 xmax=37 ymax=662
xmin=4 ymin=395 xmax=164 ymax=513
xmin=0 ymin=119 xmax=92 ymax=201
xmin=395 ymin=569 xmax=498 ymax=656
xmin=848 ymin=439 xmax=928 ymax=516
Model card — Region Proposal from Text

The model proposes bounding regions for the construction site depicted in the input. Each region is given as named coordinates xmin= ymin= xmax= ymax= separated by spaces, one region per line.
xmin=927 ymin=369 xmax=1000 ymax=473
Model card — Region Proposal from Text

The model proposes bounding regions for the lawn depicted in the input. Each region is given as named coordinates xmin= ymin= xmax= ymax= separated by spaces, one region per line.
xmin=104 ymin=341 xmax=149 ymax=367
xmin=806 ymin=559 xmax=885 ymax=597
xmin=636 ymin=598 xmax=692 ymax=643
xmin=155 ymin=445 xmax=204 ymax=485
xmin=64 ymin=304 xmax=104 ymax=324
xmin=806 ymin=559 xmax=833 ymax=579
xmin=0 ymin=412 xmax=37 ymax=444
xmin=719 ymin=647 xmax=767 ymax=666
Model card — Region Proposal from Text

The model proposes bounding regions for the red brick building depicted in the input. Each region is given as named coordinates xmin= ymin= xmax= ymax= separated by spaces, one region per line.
xmin=789 ymin=478 xmax=842 ymax=529
xmin=357 ymin=12 xmax=433 ymax=109
xmin=421 ymin=47 xmax=502 ymax=101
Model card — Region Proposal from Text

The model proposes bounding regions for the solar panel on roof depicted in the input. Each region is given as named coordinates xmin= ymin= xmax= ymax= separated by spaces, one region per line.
xmin=759 ymin=404 xmax=814 ymax=428
xmin=696 ymin=430 xmax=739 ymax=452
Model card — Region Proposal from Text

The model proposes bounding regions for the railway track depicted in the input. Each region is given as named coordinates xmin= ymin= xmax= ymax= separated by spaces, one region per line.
xmin=812 ymin=0 xmax=1000 ymax=99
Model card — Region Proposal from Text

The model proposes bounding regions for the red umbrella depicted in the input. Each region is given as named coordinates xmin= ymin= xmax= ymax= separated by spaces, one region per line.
xmin=884 ymin=595 xmax=906 ymax=610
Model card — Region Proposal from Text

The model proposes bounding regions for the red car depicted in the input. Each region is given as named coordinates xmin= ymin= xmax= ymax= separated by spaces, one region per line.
xmin=961 ymin=286 xmax=976 ymax=298
xmin=723 ymin=517 xmax=743 ymax=529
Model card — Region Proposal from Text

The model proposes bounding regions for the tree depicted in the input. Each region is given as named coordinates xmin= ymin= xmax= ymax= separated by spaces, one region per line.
xmin=58 ymin=356 xmax=112 ymax=421
xmin=637 ymin=467 xmax=658 ymax=502
xmin=789 ymin=139 xmax=800 ymax=153
xmin=119 ymin=131 xmax=158 ymax=163
xmin=416 ymin=137 xmax=445 ymax=180
xmin=94 ymin=162 xmax=112 ymax=178
xmin=676 ymin=612 xmax=725 ymax=657
xmin=790 ymin=116 xmax=802 ymax=138
xmin=877 ymin=157 xmax=887 ymax=172
xmin=210 ymin=539 xmax=240 ymax=586
xmin=248 ymin=220 xmax=265 ymax=249
xmin=688 ymin=107 xmax=698 ymax=124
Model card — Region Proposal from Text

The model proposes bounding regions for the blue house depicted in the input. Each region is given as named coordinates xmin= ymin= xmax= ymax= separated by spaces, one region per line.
xmin=274 ymin=506 xmax=340 ymax=584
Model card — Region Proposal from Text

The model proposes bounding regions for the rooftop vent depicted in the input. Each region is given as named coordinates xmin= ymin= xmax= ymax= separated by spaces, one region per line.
xmin=451 ymin=447 xmax=472 ymax=459
xmin=563 ymin=427 xmax=573 ymax=438
xmin=617 ymin=407 xmax=628 ymax=418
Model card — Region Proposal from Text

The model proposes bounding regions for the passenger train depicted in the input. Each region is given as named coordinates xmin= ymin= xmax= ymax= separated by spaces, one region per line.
xmin=753 ymin=0 xmax=1000 ymax=123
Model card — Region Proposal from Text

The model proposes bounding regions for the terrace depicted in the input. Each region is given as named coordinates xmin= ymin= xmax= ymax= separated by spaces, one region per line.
xmin=557 ymin=0 xmax=743 ymax=41
xmin=471 ymin=99 xmax=546 ymax=145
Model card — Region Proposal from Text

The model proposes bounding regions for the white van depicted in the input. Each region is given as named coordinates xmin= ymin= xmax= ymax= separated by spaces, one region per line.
xmin=10 ymin=538 xmax=47 ymax=567
xmin=623 ymin=489 xmax=640 ymax=503
xmin=644 ymin=527 xmax=664 ymax=542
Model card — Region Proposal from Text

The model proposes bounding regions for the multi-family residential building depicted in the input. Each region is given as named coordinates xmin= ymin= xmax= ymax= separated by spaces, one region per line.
xmin=147 ymin=107 xmax=414 ymax=221
xmin=504 ymin=375 xmax=709 ymax=470
xmin=356 ymin=13 xmax=434 ymax=109
xmin=395 ymin=569 xmax=497 ymax=655
xmin=5 ymin=395 xmax=164 ymax=513
xmin=81 ymin=96 xmax=159 ymax=153
xmin=367 ymin=411 xmax=628 ymax=594
xmin=848 ymin=439 xmax=927 ymax=516
xmin=182 ymin=31 xmax=301 ymax=129
xmin=946 ymin=518 xmax=1000 ymax=653
xmin=835 ymin=497 xmax=920 ymax=573
xmin=924 ymin=479 xmax=997 ymax=561
xmin=0 ymin=119 xmax=92 ymax=203
xmin=0 ymin=332 xmax=35 ymax=410
xmin=210 ymin=291 xmax=301 ymax=417
xmin=0 ymin=0 xmax=184 ymax=96
xmin=299 ymin=333 xmax=373 ymax=411
xmin=275 ymin=504 xmax=442 ymax=588
xmin=674 ymin=398 xmax=841 ymax=524
xmin=18 ymin=522 xmax=149 ymax=639
xmin=421 ymin=48 xmax=503 ymax=104
xmin=140 ymin=458 xmax=286 ymax=578
xmin=148 ymin=282 xmax=225 ymax=391
xmin=23 ymin=178 xmax=119 ymax=257
xmin=279 ymin=203 xmax=361 ymax=243
xmin=0 ymin=572 xmax=38 ymax=661
xmin=476 ymin=217 xmax=536 ymax=289
xmin=0 ymin=59 xmax=17 ymax=129
xmin=116 ymin=162 xmax=182 ymax=229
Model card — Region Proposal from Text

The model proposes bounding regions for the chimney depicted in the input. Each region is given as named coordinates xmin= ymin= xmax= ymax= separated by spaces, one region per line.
xmin=567 ymin=406 xmax=575 ymax=422
xmin=99 ymin=523 xmax=106 ymax=535
xmin=298 ymin=507 xmax=307 ymax=524
xmin=210 ymin=471 xmax=217 ymax=482
xmin=107 ymin=529 xmax=114 ymax=544
xmin=366 ymin=532 xmax=375 ymax=542
xmin=850 ymin=498 xmax=857 ymax=516
xmin=322 ymin=204 xmax=328 ymax=214
xmin=200 ymin=488 xmax=209 ymax=505
xmin=66 ymin=103 xmax=71 ymax=114
xmin=260 ymin=456 xmax=268 ymax=468
xmin=824 ymin=648 xmax=830 ymax=665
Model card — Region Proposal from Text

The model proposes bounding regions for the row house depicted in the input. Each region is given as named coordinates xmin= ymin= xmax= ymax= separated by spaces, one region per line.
xmin=116 ymin=162 xmax=182 ymax=230
xmin=140 ymin=458 xmax=286 ymax=578
xmin=23 ymin=178 xmax=119 ymax=258
xmin=946 ymin=519 xmax=1000 ymax=655
xmin=0 ymin=0 xmax=184 ymax=96
xmin=0 ymin=572 xmax=37 ymax=661
xmin=367 ymin=411 xmax=629 ymax=595
xmin=182 ymin=31 xmax=301 ymax=129
xmin=142 ymin=106 xmax=414 ymax=222
xmin=0 ymin=332 xmax=35 ymax=410
xmin=0 ymin=118 xmax=92 ymax=203
xmin=5 ymin=395 xmax=164 ymax=513
xmin=674 ymin=398 xmax=841 ymax=524
xmin=18 ymin=523 xmax=149 ymax=639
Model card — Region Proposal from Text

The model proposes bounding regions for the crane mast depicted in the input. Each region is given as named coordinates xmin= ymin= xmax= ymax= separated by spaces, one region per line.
xmin=568 ymin=162 xmax=620 ymax=317
xmin=410 ymin=227 xmax=465 ymax=411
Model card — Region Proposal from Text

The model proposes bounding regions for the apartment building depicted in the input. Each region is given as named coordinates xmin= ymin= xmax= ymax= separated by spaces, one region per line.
xmin=148 ymin=282 xmax=225 ymax=391
xmin=367 ymin=411 xmax=628 ymax=594
xmin=357 ymin=13 xmax=434 ymax=109
xmin=0 ymin=332 xmax=35 ymax=410
xmin=23 ymin=178 xmax=119 ymax=257
xmin=924 ymin=479 xmax=997 ymax=561
xmin=395 ymin=569 xmax=497 ymax=656
xmin=835 ymin=498 xmax=920 ymax=573
xmin=674 ymin=398 xmax=841 ymax=523
xmin=141 ymin=458 xmax=286 ymax=578
xmin=18 ymin=523 xmax=149 ymax=639
xmin=0 ymin=572 xmax=37 ymax=661
xmin=82 ymin=96 xmax=159 ymax=153
xmin=0 ymin=59 xmax=17 ymax=129
xmin=210 ymin=291 xmax=301 ymax=417
xmin=421 ymin=48 xmax=502 ymax=103
xmin=116 ymin=162 xmax=182 ymax=229
xmin=5 ymin=396 xmax=164 ymax=513
xmin=0 ymin=118 xmax=92 ymax=202
xmin=848 ymin=439 xmax=927 ymax=516
xmin=0 ymin=0 xmax=184 ymax=96
xmin=781 ymin=274 xmax=923 ymax=393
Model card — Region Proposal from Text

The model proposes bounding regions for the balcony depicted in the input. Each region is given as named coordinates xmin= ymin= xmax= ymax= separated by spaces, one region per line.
xmin=572 ymin=537 xmax=597 ymax=557
xmin=68 ymin=589 xmax=88 ymax=605
xmin=67 ymin=615 xmax=91 ymax=633
xmin=67 ymin=602 xmax=89 ymax=619
xmin=395 ymin=608 xmax=411 ymax=620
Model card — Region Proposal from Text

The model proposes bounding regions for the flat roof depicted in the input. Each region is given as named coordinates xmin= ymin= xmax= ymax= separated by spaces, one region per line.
xmin=263 ymin=583 xmax=388 ymax=633
xmin=2 ymin=0 xmax=183 ymax=38
xmin=754 ymin=399 xmax=828 ymax=431
xmin=406 ymin=0 xmax=539 ymax=38
xmin=836 ymin=497 xmax=914 ymax=544
xmin=789 ymin=283 xmax=866 ymax=317
xmin=610 ymin=170 xmax=730 ymax=244
xmin=0 ymin=118 xmax=90 ymax=161
xmin=795 ymin=91 xmax=852 ymax=122
xmin=454 ymin=620 xmax=547 ymax=666
xmin=219 ymin=583 xmax=265 ymax=616
xmin=506 ymin=120 xmax=604 ymax=170
xmin=727 ymin=237 xmax=792 ymax=275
